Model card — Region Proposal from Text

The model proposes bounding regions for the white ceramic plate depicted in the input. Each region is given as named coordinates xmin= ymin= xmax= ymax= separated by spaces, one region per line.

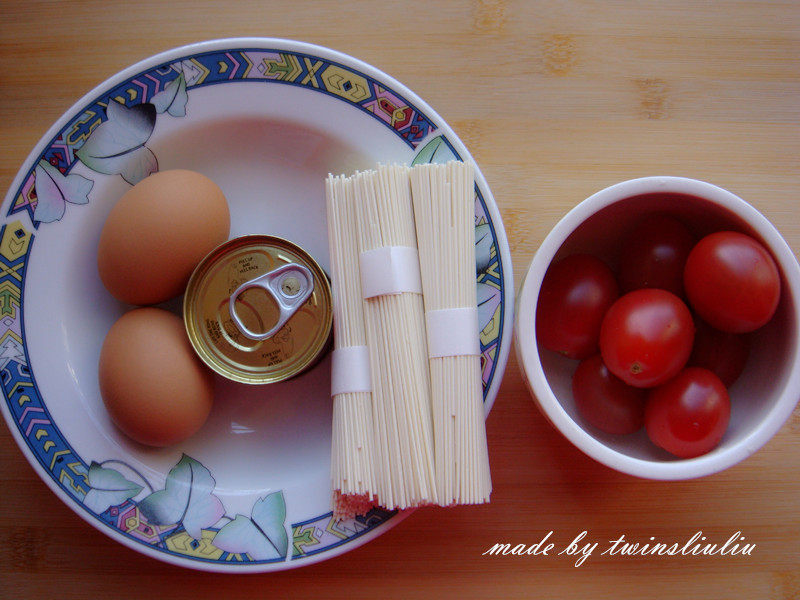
xmin=0 ymin=38 xmax=513 ymax=572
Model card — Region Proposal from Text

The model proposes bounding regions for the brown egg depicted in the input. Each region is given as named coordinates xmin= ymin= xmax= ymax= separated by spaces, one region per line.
xmin=99 ymin=307 xmax=214 ymax=447
xmin=98 ymin=169 xmax=230 ymax=305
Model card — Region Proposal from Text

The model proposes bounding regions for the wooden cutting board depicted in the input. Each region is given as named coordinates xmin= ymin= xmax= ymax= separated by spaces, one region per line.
xmin=1 ymin=1 xmax=798 ymax=598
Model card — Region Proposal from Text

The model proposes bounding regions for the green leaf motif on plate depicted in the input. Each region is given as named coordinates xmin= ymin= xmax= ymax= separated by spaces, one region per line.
xmin=411 ymin=134 xmax=457 ymax=166
xmin=213 ymin=491 xmax=288 ymax=561
xmin=475 ymin=223 xmax=493 ymax=274
xmin=137 ymin=454 xmax=225 ymax=540
xmin=82 ymin=461 xmax=143 ymax=514
xmin=477 ymin=282 xmax=501 ymax=332
xmin=75 ymin=99 xmax=158 ymax=185
xmin=33 ymin=159 xmax=93 ymax=223
xmin=151 ymin=72 xmax=188 ymax=117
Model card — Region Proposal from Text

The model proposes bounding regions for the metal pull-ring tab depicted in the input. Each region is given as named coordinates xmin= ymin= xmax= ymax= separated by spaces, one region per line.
xmin=229 ymin=263 xmax=315 ymax=340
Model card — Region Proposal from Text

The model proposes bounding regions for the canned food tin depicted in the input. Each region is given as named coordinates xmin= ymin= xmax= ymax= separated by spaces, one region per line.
xmin=183 ymin=235 xmax=332 ymax=384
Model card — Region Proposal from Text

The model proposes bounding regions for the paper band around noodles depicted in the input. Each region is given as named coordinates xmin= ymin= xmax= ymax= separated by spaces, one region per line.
xmin=359 ymin=246 xmax=422 ymax=298
xmin=330 ymin=345 xmax=372 ymax=397
xmin=425 ymin=307 xmax=480 ymax=358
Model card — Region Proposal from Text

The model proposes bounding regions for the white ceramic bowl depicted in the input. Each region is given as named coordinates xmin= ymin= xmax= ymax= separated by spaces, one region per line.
xmin=0 ymin=38 xmax=513 ymax=572
xmin=515 ymin=176 xmax=800 ymax=479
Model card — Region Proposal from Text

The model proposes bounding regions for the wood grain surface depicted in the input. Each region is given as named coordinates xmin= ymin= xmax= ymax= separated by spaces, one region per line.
xmin=1 ymin=1 xmax=798 ymax=598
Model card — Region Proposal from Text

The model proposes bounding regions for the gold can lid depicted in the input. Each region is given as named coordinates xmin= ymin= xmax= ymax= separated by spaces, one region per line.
xmin=183 ymin=235 xmax=332 ymax=384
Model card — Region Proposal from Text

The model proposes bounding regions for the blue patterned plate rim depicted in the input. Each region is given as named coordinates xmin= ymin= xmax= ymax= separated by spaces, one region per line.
xmin=0 ymin=38 xmax=514 ymax=572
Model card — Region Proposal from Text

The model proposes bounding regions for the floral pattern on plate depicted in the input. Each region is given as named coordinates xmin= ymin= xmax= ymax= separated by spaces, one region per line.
xmin=0 ymin=44 xmax=506 ymax=569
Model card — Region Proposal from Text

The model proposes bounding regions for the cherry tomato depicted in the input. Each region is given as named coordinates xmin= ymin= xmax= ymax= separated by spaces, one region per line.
xmin=645 ymin=367 xmax=730 ymax=458
xmin=618 ymin=214 xmax=695 ymax=296
xmin=689 ymin=318 xmax=750 ymax=387
xmin=600 ymin=289 xmax=694 ymax=388
xmin=536 ymin=254 xmax=619 ymax=359
xmin=572 ymin=354 xmax=646 ymax=434
xmin=684 ymin=231 xmax=780 ymax=333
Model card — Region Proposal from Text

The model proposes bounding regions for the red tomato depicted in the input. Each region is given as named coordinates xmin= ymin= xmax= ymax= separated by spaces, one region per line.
xmin=618 ymin=215 xmax=695 ymax=296
xmin=572 ymin=354 xmax=646 ymax=434
xmin=536 ymin=254 xmax=619 ymax=359
xmin=684 ymin=231 xmax=780 ymax=333
xmin=645 ymin=367 xmax=731 ymax=458
xmin=599 ymin=289 xmax=694 ymax=388
xmin=689 ymin=318 xmax=750 ymax=387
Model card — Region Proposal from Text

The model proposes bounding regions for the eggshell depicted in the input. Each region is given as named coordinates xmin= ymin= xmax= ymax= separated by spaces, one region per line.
xmin=98 ymin=307 xmax=214 ymax=447
xmin=98 ymin=169 xmax=230 ymax=305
